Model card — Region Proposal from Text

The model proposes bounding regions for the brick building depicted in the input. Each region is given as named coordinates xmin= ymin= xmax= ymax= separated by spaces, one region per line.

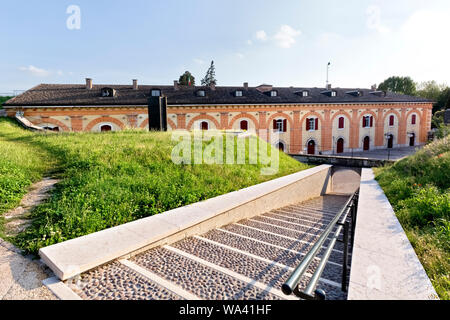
xmin=3 ymin=78 xmax=433 ymax=155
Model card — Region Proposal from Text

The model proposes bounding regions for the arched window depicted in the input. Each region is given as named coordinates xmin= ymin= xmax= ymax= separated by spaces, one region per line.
xmin=363 ymin=136 xmax=370 ymax=151
xmin=43 ymin=126 xmax=60 ymax=132
xmin=338 ymin=117 xmax=345 ymax=129
xmin=240 ymin=120 xmax=248 ymax=131
xmin=100 ymin=125 xmax=112 ymax=132
xmin=307 ymin=140 xmax=316 ymax=155
xmin=336 ymin=138 xmax=344 ymax=154
xmin=277 ymin=142 xmax=285 ymax=152
xmin=200 ymin=121 xmax=209 ymax=131
xmin=389 ymin=115 xmax=395 ymax=126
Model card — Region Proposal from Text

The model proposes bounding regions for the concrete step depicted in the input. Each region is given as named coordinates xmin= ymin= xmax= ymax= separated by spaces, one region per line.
xmin=130 ymin=247 xmax=282 ymax=300
xmin=69 ymin=261 xmax=185 ymax=300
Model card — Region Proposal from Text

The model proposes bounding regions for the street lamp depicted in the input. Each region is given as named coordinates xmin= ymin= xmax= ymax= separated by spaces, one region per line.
xmin=385 ymin=133 xmax=392 ymax=160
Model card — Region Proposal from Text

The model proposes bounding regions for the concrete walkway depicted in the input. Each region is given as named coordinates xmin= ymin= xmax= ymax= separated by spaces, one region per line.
xmin=0 ymin=239 xmax=56 ymax=300
xmin=348 ymin=169 xmax=438 ymax=300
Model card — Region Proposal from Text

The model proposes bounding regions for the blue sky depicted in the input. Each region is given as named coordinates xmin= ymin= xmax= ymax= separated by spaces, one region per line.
xmin=1 ymin=0 xmax=449 ymax=93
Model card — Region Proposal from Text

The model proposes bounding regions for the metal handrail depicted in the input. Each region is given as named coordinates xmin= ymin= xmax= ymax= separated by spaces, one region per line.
xmin=282 ymin=190 xmax=359 ymax=300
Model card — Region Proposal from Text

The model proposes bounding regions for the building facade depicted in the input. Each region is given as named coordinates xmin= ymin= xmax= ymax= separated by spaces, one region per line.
xmin=3 ymin=79 xmax=433 ymax=155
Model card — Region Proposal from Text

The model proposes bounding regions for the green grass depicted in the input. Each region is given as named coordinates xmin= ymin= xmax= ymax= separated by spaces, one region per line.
xmin=375 ymin=137 xmax=450 ymax=299
xmin=0 ymin=118 xmax=310 ymax=253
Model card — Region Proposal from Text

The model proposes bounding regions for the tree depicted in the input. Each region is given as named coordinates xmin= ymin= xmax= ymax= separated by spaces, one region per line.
xmin=378 ymin=76 xmax=416 ymax=96
xmin=416 ymin=81 xmax=446 ymax=101
xmin=0 ymin=96 xmax=13 ymax=109
xmin=417 ymin=81 xmax=450 ymax=113
xmin=201 ymin=61 xmax=217 ymax=86
xmin=436 ymin=87 xmax=450 ymax=112
xmin=179 ymin=71 xmax=195 ymax=86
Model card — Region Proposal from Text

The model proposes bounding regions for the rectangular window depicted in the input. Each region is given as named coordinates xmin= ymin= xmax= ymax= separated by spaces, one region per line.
xmin=151 ymin=90 xmax=160 ymax=97
xmin=363 ymin=116 xmax=373 ymax=128
xmin=389 ymin=116 xmax=395 ymax=126
xmin=412 ymin=114 xmax=416 ymax=125
xmin=338 ymin=117 xmax=345 ymax=129
xmin=302 ymin=91 xmax=308 ymax=97
xmin=235 ymin=91 xmax=243 ymax=97
xmin=307 ymin=118 xmax=316 ymax=131
xmin=271 ymin=91 xmax=277 ymax=97
xmin=274 ymin=119 xmax=284 ymax=132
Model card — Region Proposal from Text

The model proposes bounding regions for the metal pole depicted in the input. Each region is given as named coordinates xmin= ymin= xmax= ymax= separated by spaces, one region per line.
xmin=342 ymin=221 xmax=350 ymax=292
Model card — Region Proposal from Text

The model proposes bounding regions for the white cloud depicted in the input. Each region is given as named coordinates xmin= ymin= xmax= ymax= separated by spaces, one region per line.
xmin=19 ymin=65 xmax=51 ymax=77
xmin=246 ymin=40 xmax=253 ymax=45
xmin=236 ymin=53 xmax=245 ymax=59
xmin=273 ymin=25 xmax=301 ymax=48
xmin=366 ymin=5 xmax=390 ymax=34
xmin=255 ymin=30 xmax=268 ymax=41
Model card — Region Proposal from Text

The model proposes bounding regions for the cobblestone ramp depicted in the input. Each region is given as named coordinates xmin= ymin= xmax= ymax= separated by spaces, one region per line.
xmin=68 ymin=195 xmax=352 ymax=300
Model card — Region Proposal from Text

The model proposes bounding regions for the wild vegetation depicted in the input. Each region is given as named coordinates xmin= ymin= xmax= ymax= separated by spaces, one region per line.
xmin=375 ymin=137 xmax=450 ymax=299
xmin=0 ymin=118 xmax=309 ymax=254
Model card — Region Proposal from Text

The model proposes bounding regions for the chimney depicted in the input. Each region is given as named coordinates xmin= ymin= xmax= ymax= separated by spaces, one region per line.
xmin=174 ymin=80 xmax=179 ymax=91
xmin=210 ymin=83 xmax=216 ymax=91
xmin=243 ymin=82 xmax=249 ymax=90
xmin=371 ymin=84 xmax=377 ymax=91
xmin=326 ymin=84 xmax=332 ymax=90
xmin=133 ymin=79 xmax=138 ymax=90
xmin=86 ymin=78 xmax=93 ymax=90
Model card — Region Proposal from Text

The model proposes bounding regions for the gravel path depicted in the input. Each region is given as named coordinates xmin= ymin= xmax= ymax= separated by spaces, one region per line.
xmin=0 ymin=239 xmax=57 ymax=300
xmin=3 ymin=178 xmax=59 ymax=237
xmin=0 ymin=177 xmax=60 ymax=300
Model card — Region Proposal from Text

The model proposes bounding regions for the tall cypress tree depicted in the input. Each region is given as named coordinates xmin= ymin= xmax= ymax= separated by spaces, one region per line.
xmin=201 ymin=61 xmax=217 ymax=86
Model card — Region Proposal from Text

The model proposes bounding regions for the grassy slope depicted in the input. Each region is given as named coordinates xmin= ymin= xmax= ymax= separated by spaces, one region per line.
xmin=374 ymin=138 xmax=449 ymax=299
xmin=0 ymin=118 xmax=310 ymax=253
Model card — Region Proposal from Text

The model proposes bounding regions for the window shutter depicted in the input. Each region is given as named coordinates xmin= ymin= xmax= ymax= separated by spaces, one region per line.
xmin=283 ymin=119 xmax=287 ymax=132
xmin=315 ymin=118 xmax=319 ymax=131
xmin=273 ymin=120 xmax=277 ymax=131
xmin=370 ymin=116 xmax=374 ymax=127
xmin=306 ymin=118 xmax=310 ymax=131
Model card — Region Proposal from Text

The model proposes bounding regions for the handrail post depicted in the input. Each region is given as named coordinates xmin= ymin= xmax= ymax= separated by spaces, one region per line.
xmin=281 ymin=190 xmax=359 ymax=299
xmin=341 ymin=220 xmax=350 ymax=292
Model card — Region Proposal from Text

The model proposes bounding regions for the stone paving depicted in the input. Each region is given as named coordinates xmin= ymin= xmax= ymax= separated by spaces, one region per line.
xmin=66 ymin=194 xmax=353 ymax=300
